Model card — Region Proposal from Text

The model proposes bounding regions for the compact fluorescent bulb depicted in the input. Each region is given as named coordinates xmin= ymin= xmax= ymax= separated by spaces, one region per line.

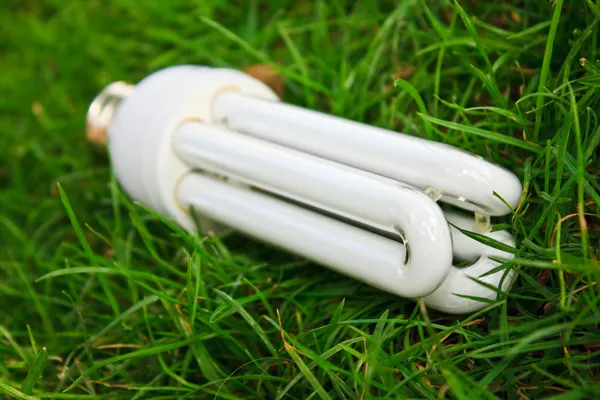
xmin=87 ymin=65 xmax=521 ymax=314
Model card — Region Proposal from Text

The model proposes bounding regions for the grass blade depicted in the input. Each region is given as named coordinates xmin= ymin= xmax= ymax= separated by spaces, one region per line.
xmin=214 ymin=289 xmax=278 ymax=357
xmin=64 ymin=338 xmax=197 ymax=392
xmin=21 ymin=347 xmax=48 ymax=395
xmin=418 ymin=114 xmax=541 ymax=152
xmin=0 ymin=382 xmax=40 ymax=400
xmin=277 ymin=310 xmax=332 ymax=400
xmin=534 ymin=0 xmax=564 ymax=139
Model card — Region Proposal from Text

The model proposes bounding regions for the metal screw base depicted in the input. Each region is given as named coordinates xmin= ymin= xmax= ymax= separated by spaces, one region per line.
xmin=86 ymin=81 xmax=135 ymax=147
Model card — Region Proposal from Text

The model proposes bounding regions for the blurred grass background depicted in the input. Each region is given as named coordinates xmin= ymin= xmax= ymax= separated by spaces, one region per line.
xmin=1 ymin=0 xmax=599 ymax=398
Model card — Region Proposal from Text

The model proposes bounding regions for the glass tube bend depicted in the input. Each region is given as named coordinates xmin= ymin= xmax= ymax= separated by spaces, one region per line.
xmin=174 ymin=122 xmax=454 ymax=298
xmin=423 ymin=211 xmax=516 ymax=313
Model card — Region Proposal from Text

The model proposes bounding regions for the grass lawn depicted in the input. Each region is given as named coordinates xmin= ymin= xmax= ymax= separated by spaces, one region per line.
xmin=1 ymin=0 xmax=599 ymax=398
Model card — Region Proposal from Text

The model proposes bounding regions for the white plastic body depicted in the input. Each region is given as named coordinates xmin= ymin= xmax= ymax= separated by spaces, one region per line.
xmin=106 ymin=65 xmax=518 ymax=313
xmin=108 ymin=66 xmax=279 ymax=232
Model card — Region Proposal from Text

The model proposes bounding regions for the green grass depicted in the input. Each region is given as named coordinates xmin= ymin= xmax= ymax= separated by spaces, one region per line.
xmin=1 ymin=0 xmax=599 ymax=398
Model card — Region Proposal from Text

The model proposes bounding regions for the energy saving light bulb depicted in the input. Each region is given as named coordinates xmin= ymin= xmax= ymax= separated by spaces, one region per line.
xmin=87 ymin=65 xmax=521 ymax=314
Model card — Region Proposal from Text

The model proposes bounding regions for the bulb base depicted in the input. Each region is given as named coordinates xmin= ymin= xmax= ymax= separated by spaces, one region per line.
xmin=102 ymin=65 xmax=279 ymax=231
xmin=86 ymin=81 xmax=135 ymax=147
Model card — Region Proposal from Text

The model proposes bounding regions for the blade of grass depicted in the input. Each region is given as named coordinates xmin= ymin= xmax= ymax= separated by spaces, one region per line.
xmin=21 ymin=347 xmax=48 ymax=395
xmin=214 ymin=289 xmax=278 ymax=357
xmin=64 ymin=338 xmax=197 ymax=392
xmin=276 ymin=310 xmax=332 ymax=400
xmin=534 ymin=0 xmax=564 ymax=140
xmin=418 ymin=114 xmax=541 ymax=152
xmin=0 ymin=382 xmax=40 ymax=400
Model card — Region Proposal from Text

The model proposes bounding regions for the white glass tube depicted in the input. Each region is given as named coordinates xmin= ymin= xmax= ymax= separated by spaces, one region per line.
xmin=422 ymin=211 xmax=516 ymax=313
xmin=174 ymin=122 xmax=453 ymax=298
xmin=212 ymin=91 xmax=522 ymax=216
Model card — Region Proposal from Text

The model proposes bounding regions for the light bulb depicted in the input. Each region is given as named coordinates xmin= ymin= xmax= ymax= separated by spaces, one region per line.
xmin=87 ymin=65 xmax=521 ymax=314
